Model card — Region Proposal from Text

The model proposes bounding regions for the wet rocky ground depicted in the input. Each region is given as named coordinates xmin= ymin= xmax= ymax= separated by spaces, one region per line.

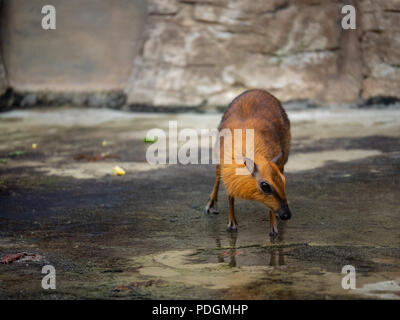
xmin=0 ymin=106 xmax=399 ymax=299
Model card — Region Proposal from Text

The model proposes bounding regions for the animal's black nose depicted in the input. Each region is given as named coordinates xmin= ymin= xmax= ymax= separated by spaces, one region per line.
xmin=277 ymin=204 xmax=291 ymax=220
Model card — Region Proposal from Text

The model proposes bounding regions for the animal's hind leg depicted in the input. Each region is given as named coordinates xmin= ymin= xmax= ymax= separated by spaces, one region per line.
xmin=205 ymin=165 xmax=221 ymax=214
xmin=227 ymin=196 xmax=238 ymax=231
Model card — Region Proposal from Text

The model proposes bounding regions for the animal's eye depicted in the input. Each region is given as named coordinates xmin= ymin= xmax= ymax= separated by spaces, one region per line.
xmin=260 ymin=181 xmax=271 ymax=193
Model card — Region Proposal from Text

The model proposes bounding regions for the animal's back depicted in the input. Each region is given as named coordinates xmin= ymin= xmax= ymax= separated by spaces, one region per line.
xmin=219 ymin=89 xmax=291 ymax=168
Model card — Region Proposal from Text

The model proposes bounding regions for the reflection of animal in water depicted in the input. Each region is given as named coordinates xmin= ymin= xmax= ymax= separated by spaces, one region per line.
xmin=269 ymin=222 xmax=286 ymax=267
xmin=215 ymin=230 xmax=286 ymax=268
xmin=216 ymin=232 xmax=238 ymax=267
xmin=269 ymin=247 xmax=285 ymax=267
xmin=206 ymin=89 xmax=292 ymax=239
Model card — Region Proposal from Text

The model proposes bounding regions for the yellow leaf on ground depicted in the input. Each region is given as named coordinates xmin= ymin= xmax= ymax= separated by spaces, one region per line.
xmin=113 ymin=166 xmax=125 ymax=176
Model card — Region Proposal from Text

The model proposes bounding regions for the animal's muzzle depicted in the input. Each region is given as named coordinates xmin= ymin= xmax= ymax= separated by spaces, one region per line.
xmin=277 ymin=203 xmax=291 ymax=220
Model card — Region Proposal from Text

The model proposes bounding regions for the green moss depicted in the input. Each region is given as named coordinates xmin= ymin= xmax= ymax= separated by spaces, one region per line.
xmin=143 ymin=137 xmax=157 ymax=144
xmin=7 ymin=151 xmax=25 ymax=157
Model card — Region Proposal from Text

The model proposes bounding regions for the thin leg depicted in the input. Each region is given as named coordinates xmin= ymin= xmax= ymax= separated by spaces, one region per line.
xmin=269 ymin=210 xmax=278 ymax=239
xmin=227 ymin=196 xmax=238 ymax=230
xmin=205 ymin=165 xmax=221 ymax=214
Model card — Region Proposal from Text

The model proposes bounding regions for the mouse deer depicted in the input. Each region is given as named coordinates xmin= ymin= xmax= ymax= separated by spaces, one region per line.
xmin=205 ymin=89 xmax=291 ymax=238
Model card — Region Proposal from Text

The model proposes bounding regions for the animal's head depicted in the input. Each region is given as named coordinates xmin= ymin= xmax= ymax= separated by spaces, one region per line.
xmin=243 ymin=153 xmax=291 ymax=220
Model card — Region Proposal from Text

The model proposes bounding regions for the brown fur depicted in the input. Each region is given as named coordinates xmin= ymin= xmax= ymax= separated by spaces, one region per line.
xmin=206 ymin=89 xmax=291 ymax=234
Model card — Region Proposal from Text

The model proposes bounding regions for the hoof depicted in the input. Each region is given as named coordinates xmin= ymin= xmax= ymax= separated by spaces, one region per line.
xmin=227 ymin=221 xmax=238 ymax=231
xmin=269 ymin=224 xmax=278 ymax=239
xmin=269 ymin=230 xmax=278 ymax=239
xmin=205 ymin=199 xmax=219 ymax=215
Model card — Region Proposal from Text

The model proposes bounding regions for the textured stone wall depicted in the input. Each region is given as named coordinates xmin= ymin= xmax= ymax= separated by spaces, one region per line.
xmin=126 ymin=0 xmax=400 ymax=107
xmin=0 ymin=45 xmax=6 ymax=96
xmin=0 ymin=0 xmax=399 ymax=109
xmin=1 ymin=0 xmax=147 ymax=92
xmin=360 ymin=0 xmax=400 ymax=99
xmin=0 ymin=0 xmax=7 ymax=96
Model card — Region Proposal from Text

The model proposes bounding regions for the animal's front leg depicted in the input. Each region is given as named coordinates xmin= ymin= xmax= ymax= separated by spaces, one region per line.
xmin=227 ymin=196 xmax=238 ymax=231
xmin=269 ymin=210 xmax=278 ymax=239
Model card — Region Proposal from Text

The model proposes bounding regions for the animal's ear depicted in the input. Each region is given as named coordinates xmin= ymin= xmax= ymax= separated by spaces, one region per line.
xmin=271 ymin=152 xmax=282 ymax=164
xmin=243 ymin=157 xmax=258 ymax=176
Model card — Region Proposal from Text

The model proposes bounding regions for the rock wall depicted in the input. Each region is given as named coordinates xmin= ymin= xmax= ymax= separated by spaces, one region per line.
xmin=0 ymin=0 xmax=399 ymax=109
xmin=0 ymin=46 xmax=6 ymax=96
xmin=0 ymin=0 xmax=7 ymax=96
xmin=1 ymin=0 xmax=147 ymax=92
xmin=126 ymin=0 xmax=400 ymax=107
xmin=360 ymin=0 xmax=400 ymax=99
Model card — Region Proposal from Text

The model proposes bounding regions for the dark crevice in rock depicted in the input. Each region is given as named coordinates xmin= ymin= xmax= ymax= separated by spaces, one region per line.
xmin=0 ymin=89 xmax=127 ymax=112
xmin=149 ymin=12 xmax=180 ymax=17
xmin=362 ymin=96 xmax=400 ymax=108
xmin=365 ymin=29 xmax=385 ymax=34
xmin=125 ymin=103 xmax=205 ymax=113
xmin=383 ymin=9 xmax=400 ymax=13
xmin=266 ymin=1 xmax=290 ymax=14
xmin=2 ymin=90 xmax=398 ymax=113
xmin=179 ymin=0 xmax=197 ymax=5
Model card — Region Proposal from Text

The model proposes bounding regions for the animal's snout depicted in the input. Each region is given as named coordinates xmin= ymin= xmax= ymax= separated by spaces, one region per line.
xmin=277 ymin=204 xmax=291 ymax=220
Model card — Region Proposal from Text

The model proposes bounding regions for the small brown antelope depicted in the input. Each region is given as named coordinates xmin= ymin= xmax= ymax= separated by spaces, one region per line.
xmin=205 ymin=89 xmax=291 ymax=238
